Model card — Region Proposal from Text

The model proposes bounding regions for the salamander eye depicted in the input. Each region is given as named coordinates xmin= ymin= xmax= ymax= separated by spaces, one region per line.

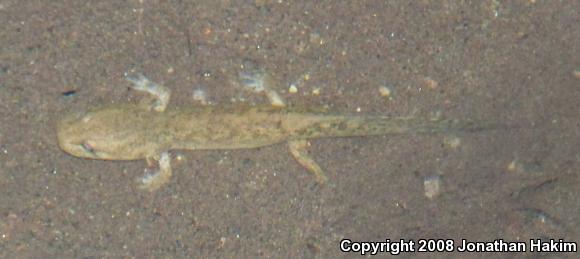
xmin=80 ymin=141 xmax=96 ymax=155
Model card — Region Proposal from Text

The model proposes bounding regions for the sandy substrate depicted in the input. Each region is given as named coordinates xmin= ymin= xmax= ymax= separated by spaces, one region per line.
xmin=0 ymin=1 xmax=579 ymax=258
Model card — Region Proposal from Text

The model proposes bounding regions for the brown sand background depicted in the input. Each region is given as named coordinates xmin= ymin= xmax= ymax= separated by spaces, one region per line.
xmin=0 ymin=1 xmax=579 ymax=258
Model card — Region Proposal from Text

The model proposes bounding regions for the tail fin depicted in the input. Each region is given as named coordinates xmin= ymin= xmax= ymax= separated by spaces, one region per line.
xmin=295 ymin=115 xmax=511 ymax=139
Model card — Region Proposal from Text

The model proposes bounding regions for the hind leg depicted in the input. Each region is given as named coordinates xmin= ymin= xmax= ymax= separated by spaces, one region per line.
xmin=288 ymin=140 xmax=328 ymax=183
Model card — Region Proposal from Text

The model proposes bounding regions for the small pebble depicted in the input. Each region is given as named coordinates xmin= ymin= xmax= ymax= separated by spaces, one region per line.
xmin=506 ymin=160 xmax=523 ymax=172
xmin=312 ymin=88 xmax=320 ymax=96
xmin=309 ymin=32 xmax=324 ymax=45
xmin=423 ymin=77 xmax=438 ymax=90
xmin=507 ymin=161 xmax=517 ymax=171
xmin=573 ymin=68 xmax=580 ymax=79
xmin=424 ymin=175 xmax=441 ymax=199
xmin=192 ymin=87 xmax=209 ymax=105
xmin=378 ymin=85 xmax=391 ymax=97
xmin=443 ymin=136 xmax=461 ymax=149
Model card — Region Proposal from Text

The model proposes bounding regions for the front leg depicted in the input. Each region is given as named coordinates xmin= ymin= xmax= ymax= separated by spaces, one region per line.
xmin=288 ymin=140 xmax=328 ymax=183
xmin=125 ymin=73 xmax=171 ymax=112
xmin=139 ymin=151 xmax=172 ymax=191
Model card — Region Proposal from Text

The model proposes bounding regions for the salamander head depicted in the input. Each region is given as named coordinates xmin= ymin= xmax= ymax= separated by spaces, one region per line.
xmin=56 ymin=105 xmax=153 ymax=160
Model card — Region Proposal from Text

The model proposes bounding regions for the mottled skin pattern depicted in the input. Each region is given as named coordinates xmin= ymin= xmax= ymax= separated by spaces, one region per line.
xmin=58 ymin=104 xmax=464 ymax=157
xmin=57 ymin=104 xmax=337 ymax=160
xmin=57 ymin=74 xmax=492 ymax=191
